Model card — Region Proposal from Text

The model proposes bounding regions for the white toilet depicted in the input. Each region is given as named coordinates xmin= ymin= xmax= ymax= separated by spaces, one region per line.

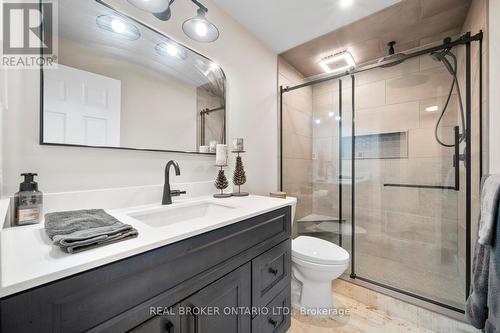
xmin=291 ymin=236 xmax=350 ymax=311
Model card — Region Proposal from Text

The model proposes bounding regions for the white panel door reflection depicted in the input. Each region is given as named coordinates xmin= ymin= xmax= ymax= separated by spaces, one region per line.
xmin=43 ymin=64 xmax=121 ymax=146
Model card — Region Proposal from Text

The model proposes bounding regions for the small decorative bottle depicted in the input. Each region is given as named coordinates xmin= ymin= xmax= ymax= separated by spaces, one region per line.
xmin=14 ymin=173 xmax=43 ymax=226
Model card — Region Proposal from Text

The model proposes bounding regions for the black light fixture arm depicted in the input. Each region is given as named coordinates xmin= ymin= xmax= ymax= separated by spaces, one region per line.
xmin=191 ymin=0 xmax=208 ymax=13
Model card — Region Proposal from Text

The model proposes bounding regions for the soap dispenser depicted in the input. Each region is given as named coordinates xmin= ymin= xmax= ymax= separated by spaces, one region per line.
xmin=14 ymin=173 xmax=43 ymax=226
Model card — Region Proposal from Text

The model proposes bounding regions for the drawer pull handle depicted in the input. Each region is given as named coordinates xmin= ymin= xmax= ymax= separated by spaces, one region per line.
xmin=268 ymin=267 xmax=279 ymax=275
xmin=268 ymin=318 xmax=278 ymax=327
xmin=165 ymin=321 xmax=174 ymax=333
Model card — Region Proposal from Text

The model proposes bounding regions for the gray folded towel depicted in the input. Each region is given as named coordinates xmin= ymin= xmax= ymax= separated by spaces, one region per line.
xmin=479 ymin=174 xmax=500 ymax=245
xmin=45 ymin=209 xmax=138 ymax=253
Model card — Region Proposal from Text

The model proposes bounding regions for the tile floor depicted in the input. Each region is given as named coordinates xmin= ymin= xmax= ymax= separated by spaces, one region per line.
xmin=288 ymin=280 xmax=479 ymax=333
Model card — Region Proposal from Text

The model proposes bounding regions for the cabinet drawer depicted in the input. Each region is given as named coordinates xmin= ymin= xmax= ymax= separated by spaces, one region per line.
xmin=252 ymin=239 xmax=291 ymax=309
xmin=252 ymin=287 xmax=291 ymax=333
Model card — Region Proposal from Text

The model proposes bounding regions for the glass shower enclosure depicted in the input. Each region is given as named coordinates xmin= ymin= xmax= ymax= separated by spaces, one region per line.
xmin=280 ymin=31 xmax=483 ymax=313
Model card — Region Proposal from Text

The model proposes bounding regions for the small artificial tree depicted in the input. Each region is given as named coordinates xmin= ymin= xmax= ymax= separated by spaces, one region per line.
xmin=214 ymin=168 xmax=230 ymax=198
xmin=232 ymin=155 xmax=249 ymax=196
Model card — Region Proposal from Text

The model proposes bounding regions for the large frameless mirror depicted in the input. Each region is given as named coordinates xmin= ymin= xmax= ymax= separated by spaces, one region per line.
xmin=41 ymin=0 xmax=226 ymax=154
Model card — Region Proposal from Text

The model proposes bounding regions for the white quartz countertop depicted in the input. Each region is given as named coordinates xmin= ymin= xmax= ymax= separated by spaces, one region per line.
xmin=0 ymin=195 xmax=295 ymax=298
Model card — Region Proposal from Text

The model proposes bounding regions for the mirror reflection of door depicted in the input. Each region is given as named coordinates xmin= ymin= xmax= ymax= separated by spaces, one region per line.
xmin=43 ymin=64 xmax=121 ymax=146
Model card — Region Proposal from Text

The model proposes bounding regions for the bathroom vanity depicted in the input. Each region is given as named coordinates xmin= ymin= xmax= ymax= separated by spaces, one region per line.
xmin=0 ymin=193 xmax=294 ymax=333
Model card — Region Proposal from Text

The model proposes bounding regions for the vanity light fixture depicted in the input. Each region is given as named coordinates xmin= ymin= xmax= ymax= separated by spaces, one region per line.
xmin=425 ymin=105 xmax=439 ymax=112
xmin=126 ymin=0 xmax=220 ymax=42
xmin=183 ymin=1 xmax=219 ymax=43
xmin=96 ymin=15 xmax=141 ymax=40
xmin=319 ymin=50 xmax=356 ymax=74
xmin=127 ymin=0 xmax=169 ymax=13
xmin=127 ymin=0 xmax=173 ymax=21
xmin=155 ymin=41 xmax=188 ymax=60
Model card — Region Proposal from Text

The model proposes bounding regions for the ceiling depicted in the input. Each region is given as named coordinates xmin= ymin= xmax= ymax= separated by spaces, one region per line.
xmin=212 ymin=0 xmax=401 ymax=53
xmin=280 ymin=0 xmax=472 ymax=77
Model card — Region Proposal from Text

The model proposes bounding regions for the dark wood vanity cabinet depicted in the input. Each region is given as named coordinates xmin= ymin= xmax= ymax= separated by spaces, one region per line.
xmin=0 ymin=206 xmax=292 ymax=333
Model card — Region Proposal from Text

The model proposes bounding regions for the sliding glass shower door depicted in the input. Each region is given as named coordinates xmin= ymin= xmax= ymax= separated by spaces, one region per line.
xmin=350 ymin=48 xmax=467 ymax=310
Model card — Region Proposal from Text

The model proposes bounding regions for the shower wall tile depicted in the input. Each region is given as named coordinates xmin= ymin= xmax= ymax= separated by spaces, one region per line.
xmin=386 ymin=67 xmax=452 ymax=104
xmin=408 ymin=127 xmax=455 ymax=158
xmin=357 ymin=231 xmax=458 ymax=276
xmin=282 ymin=104 xmax=312 ymax=138
xmin=419 ymin=53 xmax=443 ymax=71
xmin=418 ymin=188 xmax=458 ymax=220
xmin=312 ymin=91 xmax=335 ymax=109
xmin=355 ymin=57 xmax=420 ymax=86
xmin=279 ymin=57 xmax=314 ymax=227
xmin=313 ymin=136 xmax=338 ymax=162
xmin=419 ymin=94 xmax=459 ymax=128
xmin=356 ymin=101 xmax=419 ymax=135
xmin=385 ymin=157 xmax=455 ymax=186
xmin=312 ymin=118 xmax=340 ymax=138
xmin=354 ymin=181 xmax=382 ymax=210
xmin=283 ymin=130 xmax=312 ymax=160
xmin=282 ymin=158 xmax=312 ymax=187
xmin=384 ymin=211 xmax=458 ymax=248
xmin=356 ymin=81 xmax=386 ymax=109
xmin=312 ymin=182 xmax=339 ymax=217
xmin=312 ymin=80 xmax=338 ymax=97
xmin=356 ymin=207 xmax=383 ymax=232
xmin=283 ymin=92 xmax=313 ymax=115
xmin=381 ymin=186 xmax=420 ymax=214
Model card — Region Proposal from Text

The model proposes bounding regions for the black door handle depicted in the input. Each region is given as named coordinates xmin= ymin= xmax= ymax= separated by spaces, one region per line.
xmin=268 ymin=267 xmax=278 ymax=275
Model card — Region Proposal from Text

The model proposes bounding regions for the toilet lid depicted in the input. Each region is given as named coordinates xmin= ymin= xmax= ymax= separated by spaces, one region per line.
xmin=292 ymin=236 xmax=350 ymax=265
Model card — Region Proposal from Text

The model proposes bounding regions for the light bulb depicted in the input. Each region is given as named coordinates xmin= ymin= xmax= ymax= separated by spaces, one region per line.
xmin=195 ymin=22 xmax=208 ymax=36
xmin=328 ymin=112 xmax=335 ymax=117
xmin=166 ymin=44 xmax=178 ymax=56
xmin=339 ymin=0 xmax=354 ymax=8
xmin=111 ymin=19 xmax=126 ymax=33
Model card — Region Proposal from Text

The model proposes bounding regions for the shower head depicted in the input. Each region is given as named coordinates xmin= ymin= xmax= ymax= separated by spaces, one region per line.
xmin=430 ymin=49 xmax=456 ymax=76
xmin=430 ymin=45 xmax=452 ymax=62
xmin=377 ymin=41 xmax=406 ymax=67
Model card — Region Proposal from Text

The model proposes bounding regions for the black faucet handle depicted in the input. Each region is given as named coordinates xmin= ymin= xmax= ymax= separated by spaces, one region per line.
xmin=170 ymin=190 xmax=187 ymax=197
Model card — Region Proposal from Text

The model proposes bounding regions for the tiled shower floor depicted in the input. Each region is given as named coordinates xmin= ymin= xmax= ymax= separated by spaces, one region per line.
xmin=356 ymin=252 xmax=465 ymax=309
xmin=288 ymin=280 xmax=478 ymax=333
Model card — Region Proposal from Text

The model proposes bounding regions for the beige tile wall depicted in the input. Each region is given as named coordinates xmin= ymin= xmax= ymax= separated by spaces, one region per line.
xmin=279 ymin=57 xmax=313 ymax=224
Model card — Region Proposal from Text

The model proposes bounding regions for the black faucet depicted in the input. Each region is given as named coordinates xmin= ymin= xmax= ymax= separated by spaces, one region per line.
xmin=162 ymin=160 xmax=186 ymax=205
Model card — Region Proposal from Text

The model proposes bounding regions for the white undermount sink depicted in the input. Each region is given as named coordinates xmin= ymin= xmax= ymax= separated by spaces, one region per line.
xmin=127 ymin=202 xmax=236 ymax=228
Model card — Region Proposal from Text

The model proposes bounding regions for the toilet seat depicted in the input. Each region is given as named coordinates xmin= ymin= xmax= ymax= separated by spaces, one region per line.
xmin=292 ymin=236 xmax=349 ymax=265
